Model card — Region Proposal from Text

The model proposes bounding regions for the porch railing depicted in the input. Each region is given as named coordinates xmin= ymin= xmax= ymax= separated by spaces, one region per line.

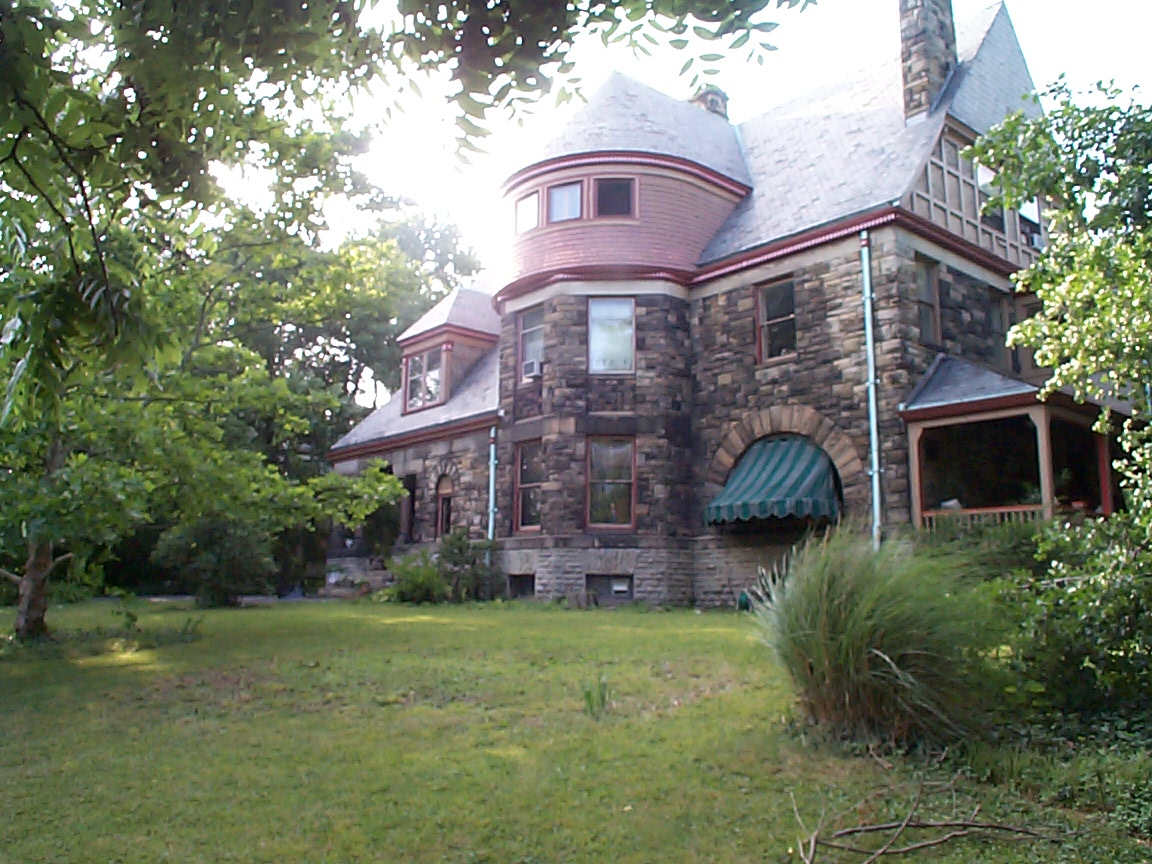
xmin=921 ymin=504 xmax=1045 ymax=531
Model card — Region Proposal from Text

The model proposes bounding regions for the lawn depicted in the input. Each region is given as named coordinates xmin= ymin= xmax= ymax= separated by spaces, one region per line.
xmin=0 ymin=601 xmax=1145 ymax=863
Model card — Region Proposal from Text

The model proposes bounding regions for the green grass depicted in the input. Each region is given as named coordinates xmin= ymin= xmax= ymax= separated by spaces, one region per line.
xmin=0 ymin=601 xmax=1146 ymax=863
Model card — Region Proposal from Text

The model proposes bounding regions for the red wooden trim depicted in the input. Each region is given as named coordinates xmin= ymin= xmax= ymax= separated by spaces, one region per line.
xmin=496 ymin=265 xmax=693 ymax=308
xmin=327 ymin=413 xmax=499 ymax=463
xmin=1097 ymin=433 xmax=1114 ymax=516
xmin=504 ymin=151 xmax=751 ymax=198
xmin=545 ymin=178 xmax=584 ymax=224
xmin=899 ymin=392 xmax=1039 ymax=422
xmin=398 ymin=324 xmax=498 ymax=350
xmin=585 ymin=436 xmax=637 ymax=531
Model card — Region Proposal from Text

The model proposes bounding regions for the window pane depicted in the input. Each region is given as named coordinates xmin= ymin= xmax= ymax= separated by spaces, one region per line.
xmin=425 ymin=365 xmax=441 ymax=403
xmin=515 ymin=192 xmax=539 ymax=233
xmin=521 ymin=308 xmax=544 ymax=331
xmin=919 ymin=303 xmax=937 ymax=343
xmin=519 ymin=487 xmax=541 ymax=527
xmin=765 ymin=320 xmax=796 ymax=358
xmin=762 ymin=282 xmax=794 ymax=320
xmin=519 ymin=442 xmax=545 ymax=485
xmin=522 ymin=326 xmax=544 ymax=365
xmin=915 ymin=264 xmax=934 ymax=303
xmin=588 ymin=298 xmax=634 ymax=373
xmin=408 ymin=354 xmax=423 ymax=376
xmin=548 ymin=182 xmax=582 ymax=222
xmin=425 ymin=347 xmax=441 ymax=371
xmin=589 ymin=482 xmax=632 ymax=524
xmin=407 ymin=376 xmax=423 ymax=408
xmin=596 ymin=178 xmax=633 ymax=216
xmin=590 ymin=439 xmax=633 ymax=481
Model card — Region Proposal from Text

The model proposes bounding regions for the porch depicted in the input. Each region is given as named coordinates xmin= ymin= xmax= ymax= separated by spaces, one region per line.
xmin=901 ymin=356 xmax=1121 ymax=530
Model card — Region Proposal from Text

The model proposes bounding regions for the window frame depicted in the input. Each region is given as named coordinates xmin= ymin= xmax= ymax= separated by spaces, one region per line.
xmin=914 ymin=258 xmax=943 ymax=347
xmin=514 ymin=440 xmax=545 ymax=532
xmin=585 ymin=436 xmax=636 ymax=530
xmin=517 ymin=306 xmax=545 ymax=384
xmin=593 ymin=177 xmax=636 ymax=219
xmin=515 ymin=190 xmax=540 ymax=234
xmin=546 ymin=180 xmax=583 ymax=223
xmin=756 ymin=278 xmax=798 ymax=363
xmin=402 ymin=344 xmax=447 ymax=413
xmin=587 ymin=296 xmax=636 ymax=376
xmin=435 ymin=475 xmax=453 ymax=539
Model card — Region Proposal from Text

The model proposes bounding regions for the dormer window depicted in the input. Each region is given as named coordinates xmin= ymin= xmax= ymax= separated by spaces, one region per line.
xmin=405 ymin=345 xmax=444 ymax=411
xmin=547 ymin=182 xmax=582 ymax=222
xmin=515 ymin=192 xmax=539 ymax=234
xmin=595 ymin=178 xmax=634 ymax=217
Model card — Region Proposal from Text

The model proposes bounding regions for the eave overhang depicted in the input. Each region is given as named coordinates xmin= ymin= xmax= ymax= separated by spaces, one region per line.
xmin=327 ymin=412 xmax=499 ymax=464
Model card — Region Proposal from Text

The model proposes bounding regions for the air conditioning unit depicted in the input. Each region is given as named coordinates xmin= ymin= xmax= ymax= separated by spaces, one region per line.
xmin=521 ymin=359 xmax=542 ymax=379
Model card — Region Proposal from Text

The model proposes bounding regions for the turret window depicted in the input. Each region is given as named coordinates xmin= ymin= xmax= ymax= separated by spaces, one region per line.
xmin=587 ymin=437 xmax=635 ymax=528
xmin=519 ymin=307 xmax=545 ymax=381
xmin=547 ymin=182 xmax=582 ymax=222
xmin=515 ymin=192 xmax=539 ymax=233
xmin=595 ymin=178 xmax=634 ymax=217
xmin=588 ymin=297 xmax=634 ymax=374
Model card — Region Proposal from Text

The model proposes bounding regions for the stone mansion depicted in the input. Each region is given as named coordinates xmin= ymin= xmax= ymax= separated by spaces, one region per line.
xmin=329 ymin=0 xmax=1120 ymax=604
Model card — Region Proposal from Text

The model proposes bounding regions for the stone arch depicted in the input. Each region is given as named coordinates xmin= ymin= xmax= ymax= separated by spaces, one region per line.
xmin=704 ymin=405 xmax=866 ymax=503
xmin=425 ymin=459 xmax=461 ymax=503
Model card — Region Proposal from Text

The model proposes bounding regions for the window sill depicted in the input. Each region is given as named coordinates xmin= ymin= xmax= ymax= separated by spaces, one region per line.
xmin=587 ymin=370 xmax=636 ymax=377
xmin=401 ymin=398 xmax=448 ymax=416
xmin=586 ymin=523 xmax=636 ymax=532
xmin=758 ymin=351 xmax=797 ymax=368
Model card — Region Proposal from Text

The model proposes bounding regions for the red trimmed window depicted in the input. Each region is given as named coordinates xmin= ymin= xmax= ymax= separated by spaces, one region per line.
xmin=405 ymin=346 xmax=444 ymax=411
xmin=594 ymin=178 xmax=634 ymax=217
xmin=915 ymin=257 xmax=942 ymax=346
xmin=758 ymin=279 xmax=796 ymax=360
xmin=588 ymin=297 xmax=634 ymax=374
xmin=436 ymin=474 xmax=453 ymax=538
xmin=587 ymin=437 xmax=634 ymax=527
xmin=516 ymin=441 xmax=544 ymax=530
xmin=518 ymin=307 xmax=545 ymax=382
xmin=547 ymin=181 xmax=582 ymax=223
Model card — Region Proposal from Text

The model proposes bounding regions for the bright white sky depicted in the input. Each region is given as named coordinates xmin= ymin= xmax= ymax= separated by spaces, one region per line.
xmin=318 ymin=0 xmax=1152 ymax=284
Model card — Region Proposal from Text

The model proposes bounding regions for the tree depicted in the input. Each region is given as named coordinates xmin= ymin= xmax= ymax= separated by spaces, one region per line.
xmin=972 ymin=84 xmax=1152 ymax=535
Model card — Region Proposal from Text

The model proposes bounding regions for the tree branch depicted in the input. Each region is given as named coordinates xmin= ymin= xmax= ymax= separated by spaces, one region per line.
xmin=1 ymin=568 xmax=22 ymax=585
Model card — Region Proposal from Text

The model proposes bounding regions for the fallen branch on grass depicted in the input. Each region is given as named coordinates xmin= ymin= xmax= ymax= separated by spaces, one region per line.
xmin=792 ymin=775 xmax=1064 ymax=863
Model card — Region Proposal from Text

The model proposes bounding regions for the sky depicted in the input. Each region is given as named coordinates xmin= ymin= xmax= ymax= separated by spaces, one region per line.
xmin=319 ymin=0 xmax=1152 ymax=284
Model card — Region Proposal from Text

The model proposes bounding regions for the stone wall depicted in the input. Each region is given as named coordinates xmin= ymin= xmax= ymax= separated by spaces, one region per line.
xmin=385 ymin=428 xmax=491 ymax=543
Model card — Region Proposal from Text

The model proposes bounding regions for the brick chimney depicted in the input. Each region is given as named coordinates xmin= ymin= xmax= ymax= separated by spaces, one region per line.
xmin=900 ymin=0 xmax=957 ymax=123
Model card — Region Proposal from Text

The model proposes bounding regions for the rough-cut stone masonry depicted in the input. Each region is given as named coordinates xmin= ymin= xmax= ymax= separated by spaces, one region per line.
xmin=385 ymin=429 xmax=492 ymax=543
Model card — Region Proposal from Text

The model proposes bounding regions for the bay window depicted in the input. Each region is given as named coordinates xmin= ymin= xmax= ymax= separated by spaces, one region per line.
xmin=588 ymin=297 xmax=634 ymax=374
xmin=587 ymin=437 xmax=634 ymax=527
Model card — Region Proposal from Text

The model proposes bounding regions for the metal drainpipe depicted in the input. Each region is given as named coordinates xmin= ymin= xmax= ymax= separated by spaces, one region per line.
xmin=486 ymin=425 xmax=498 ymax=543
xmin=859 ymin=230 xmax=883 ymax=550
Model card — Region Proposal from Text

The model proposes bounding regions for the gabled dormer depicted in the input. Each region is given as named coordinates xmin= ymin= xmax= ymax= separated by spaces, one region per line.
xmin=397 ymin=288 xmax=500 ymax=414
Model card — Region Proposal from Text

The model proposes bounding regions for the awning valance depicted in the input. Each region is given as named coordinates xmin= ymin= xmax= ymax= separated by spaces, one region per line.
xmin=705 ymin=435 xmax=840 ymax=524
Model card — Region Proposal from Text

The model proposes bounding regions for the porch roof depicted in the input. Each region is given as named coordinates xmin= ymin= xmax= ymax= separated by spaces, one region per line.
xmin=899 ymin=354 xmax=1039 ymax=421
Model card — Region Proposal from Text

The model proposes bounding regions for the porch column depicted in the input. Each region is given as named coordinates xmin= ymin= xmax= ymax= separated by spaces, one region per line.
xmin=907 ymin=423 xmax=925 ymax=528
xmin=1029 ymin=405 xmax=1055 ymax=520
xmin=1097 ymin=433 xmax=1114 ymax=516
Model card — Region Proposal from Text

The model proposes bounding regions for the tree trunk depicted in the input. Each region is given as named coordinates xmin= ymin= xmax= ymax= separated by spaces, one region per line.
xmin=15 ymin=540 xmax=53 ymax=640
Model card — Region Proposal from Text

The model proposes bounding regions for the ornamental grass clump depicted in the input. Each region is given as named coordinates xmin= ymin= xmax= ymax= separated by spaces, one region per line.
xmin=752 ymin=529 xmax=1005 ymax=743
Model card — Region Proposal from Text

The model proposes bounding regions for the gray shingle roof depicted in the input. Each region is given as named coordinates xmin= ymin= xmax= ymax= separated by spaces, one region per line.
xmin=529 ymin=71 xmax=752 ymax=187
xmin=701 ymin=3 xmax=1037 ymax=264
xmin=330 ymin=348 xmax=500 ymax=455
xmin=398 ymin=287 xmax=500 ymax=344
xmin=902 ymin=354 xmax=1037 ymax=413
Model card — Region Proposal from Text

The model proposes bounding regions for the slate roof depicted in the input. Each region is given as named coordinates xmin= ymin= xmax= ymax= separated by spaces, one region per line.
xmin=398 ymin=287 xmax=500 ymax=344
xmin=330 ymin=347 xmax=500 ymax=456
xmin=700 ymin=3 xmax=1039 ymax=263
xmin=901 ymin=354 xmax=1038 ymax=414
xmin=529 ymin=71 xmax=752 ymax=187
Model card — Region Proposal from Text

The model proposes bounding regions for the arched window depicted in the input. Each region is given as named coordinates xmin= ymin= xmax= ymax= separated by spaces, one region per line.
xmin=436 ymin=475 xmax=454 ymax=538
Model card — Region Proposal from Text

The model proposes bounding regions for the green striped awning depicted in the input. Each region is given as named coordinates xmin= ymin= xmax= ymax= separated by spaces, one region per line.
xmin=705 ymin=435 xmax=840 ymax=524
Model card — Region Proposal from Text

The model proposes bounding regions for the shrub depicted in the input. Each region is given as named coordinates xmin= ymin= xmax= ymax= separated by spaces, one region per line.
xmin=914 ymin=518 xmax=1044 ymax=581
xmin=151 ymin=518 xmax=277 ymax=607
xmin=1001 ymin=515 xmax=1152 ymax=714
xmin=752 ymin=528 xmax=1006 ymax=743
xmin=437 ymin=529 xmax=503 ymax=602
xmin=382 ymin=552 xmax=447 ymax=604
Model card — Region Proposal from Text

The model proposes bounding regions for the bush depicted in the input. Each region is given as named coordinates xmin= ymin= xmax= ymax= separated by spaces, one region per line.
xmin=1001 ymin=515 xmax=1152 ymax=714
xmin=914 ymin=518 xmax=1044 ymax=581
xmin=381 ymin=552 xmax=447 ymax=604
xmin=151 ymin=518 xmax=277 ymax=607
xmin=437 ymin=529 xmax=504 ymax=602
xmin=752 ymin=528 xmax=1006 ymax=743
